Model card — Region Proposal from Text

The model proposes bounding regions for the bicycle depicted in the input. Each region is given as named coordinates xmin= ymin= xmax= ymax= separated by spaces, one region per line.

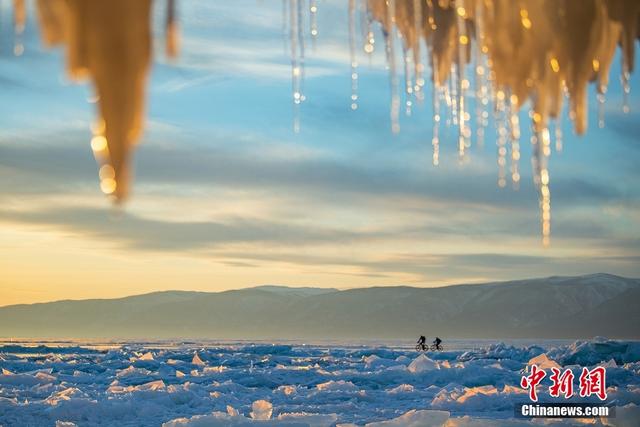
xmin=415 ymin=343 xmax=443 ymax=352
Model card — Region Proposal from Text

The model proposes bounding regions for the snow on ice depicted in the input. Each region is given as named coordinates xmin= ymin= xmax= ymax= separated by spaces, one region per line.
xmin=0 ymin=339 xmax=638 ymax=426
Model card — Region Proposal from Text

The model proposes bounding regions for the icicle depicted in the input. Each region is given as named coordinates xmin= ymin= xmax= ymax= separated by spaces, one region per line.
xmin=384 ymin=0 xmax=400 ymax=133
xmin=165 ymin=0 xmax=179 ymax=59
xmin=508 ymin=95 xmax=521 ymax=189
xmin=432 ymin=81 xmax=441 ymax=166
xmin=597 ymin=85 xmax=606 ymax=129
xmin=349 ymin=0 xmax=358 ymax=110
xmin=449 ymin=65 xmax=457 ymax=127
xmin=64 ymin=0 xmax=153 ymax=200
xmin=621 ymin=65 xmax=630 ymax=114
xmin=309 ymin=0 xmax=318 ymax=45
xmin=403 ymin=48 xmax=413 ymax=116
xmin=554 ymin=119 xmax=563 ymax=153
xmin=456 ymin=6 xmax=468 ymax=159
xmin=13 ymin=0 xmax=26 ymax=56
xmin=363 ymin=3 xmax=375 ymax=57
xmin=412 ymin=0 xmax=424 ymax=102
xmin=496 ymin=89 xmax=507 ymax=188
xmin=289 ymin=0 xmax=305 ymax=133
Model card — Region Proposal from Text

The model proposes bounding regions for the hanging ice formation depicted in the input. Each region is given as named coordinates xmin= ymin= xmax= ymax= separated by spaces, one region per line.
xmin=30 ymin=0 xmax=177 ymax=201
xmin=340 ymin=0 xmax=640 ymax=245
xmin=6 ymin=0 xmax=640 ymax=244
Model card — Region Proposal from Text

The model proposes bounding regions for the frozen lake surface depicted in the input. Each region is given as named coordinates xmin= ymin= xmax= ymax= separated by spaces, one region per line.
xmin=0 ymin=338 xmax=638 ymax=426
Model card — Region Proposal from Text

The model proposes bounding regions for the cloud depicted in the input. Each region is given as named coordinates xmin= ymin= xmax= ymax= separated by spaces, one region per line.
xmin=0 ymin=205 xmax=381 ymax=251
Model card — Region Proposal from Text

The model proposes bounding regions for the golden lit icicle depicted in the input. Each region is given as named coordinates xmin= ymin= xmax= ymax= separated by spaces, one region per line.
xmin=63 ymin=0 xmax=152 ymax=200
xmin=455 ymin=3 xmax=468 ymax=159
xmin=363 ymin=1 xmax=375 ymax=56
xmin=349 ymin=0 xmax=359 ymax=110
xmin=165 ymin=0 xmax=179 ymax=59
xmin=473 ymin=0 xmax=487 ymax=147
xmin=508 ymin=94 xmax=521 ymax=189
xmin=35 ymin=0 xmax=67 ymax=46
xmin=412 ymin=0 xmax=424 ymax=101
xmin=449 ymin=65 xmax=457 ymax=127
xmin=13 ymin=0 xmax=26 ymax=56
xmin=495 ymin=89 xmax=507 ymax=188
xmin=384 ymin=0 xmax=400 ymax=133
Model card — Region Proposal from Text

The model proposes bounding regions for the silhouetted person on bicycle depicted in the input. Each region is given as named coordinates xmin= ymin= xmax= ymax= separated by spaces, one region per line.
xmin=417 ymin=335 xmax=426 ymax=350
xmin=433 ymin=336 xmax=442 ymax=350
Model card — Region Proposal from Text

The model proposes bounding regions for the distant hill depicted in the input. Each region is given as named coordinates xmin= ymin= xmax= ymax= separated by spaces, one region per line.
xmin=0 ymin=274 xmax=638 ymax=339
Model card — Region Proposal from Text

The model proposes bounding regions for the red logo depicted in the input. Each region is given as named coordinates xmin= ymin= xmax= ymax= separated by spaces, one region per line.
xmin=520 ymin=364 xmax=546 ymax=402
xmin=579 ymin=366 xmax=607 ymax=401
xmin=549 ymin=367 xmax=574 ymax=398
xmin=521 ymin=365 xmax=607 ymax=401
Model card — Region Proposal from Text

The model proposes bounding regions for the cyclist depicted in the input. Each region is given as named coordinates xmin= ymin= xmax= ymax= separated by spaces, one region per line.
xmin=417 ymin=335 xmax=426 ymax=350
xmin=433 ymin=336 xmax=442 ymax=350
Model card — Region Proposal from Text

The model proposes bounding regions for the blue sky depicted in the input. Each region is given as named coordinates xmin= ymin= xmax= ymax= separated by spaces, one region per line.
xmin=0 ymin=1 xmax=639 ymax=304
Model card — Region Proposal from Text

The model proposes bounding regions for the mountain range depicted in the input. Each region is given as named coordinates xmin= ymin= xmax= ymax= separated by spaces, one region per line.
xmin=0 ymin=274 xmax=638 ymax=339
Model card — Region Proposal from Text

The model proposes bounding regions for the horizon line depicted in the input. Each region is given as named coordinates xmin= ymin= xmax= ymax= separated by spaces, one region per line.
xmin=0 ymin=272 xmax=633 ymax=309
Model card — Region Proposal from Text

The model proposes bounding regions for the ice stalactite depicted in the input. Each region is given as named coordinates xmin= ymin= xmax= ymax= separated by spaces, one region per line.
xmin=349 ymin=0 xmax=359 ymax=110
xmin=286 ymin=0 xmax=306 ymax=133
xmin=6 ymin=0 xmax=640 ymax=243
xmin=357 ymin=0 xmax=640 ymax=243
xmin=309 ymin=0 xmax=318 ymax=46
xmin=165 ymin=0 xmax=179 ymax=59
xmin=34 ymin=0 xmax=154 ymax=201
xmin=12 ymin=0 xmax=26 ymax=56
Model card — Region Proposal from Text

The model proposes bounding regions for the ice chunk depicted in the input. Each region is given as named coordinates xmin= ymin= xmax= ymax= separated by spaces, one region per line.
xmin=387 ymin=384 xmax=415 ymax=394
xmin=108 ymin=379 xmax=165 ymax=394
xmin=364 ymin=354 xmax=398 ymax=369
xmin=316 ymin=380 xmax=358 ymax=392
xmin=396 ymin=355 xmax=411 ymax=364
xmin=249 ymin=399 xmax=273 ymax=420
xmin=408 ymin=354 xmax=440 ymax=373
xmin=456 ymin=385 xmax=498 ymax=403
xmin=459 ymin=343 xmax=544 ymax=362
xmin=548 ymin=339 xmax=640 ymax=366
xmin=277 ymin=385 xmax=298 ymax=395
xmin=192 ymin=352 xmax=206 ymax=366
xmin=202 ymin=366 xmax=226 ymax=374
xmin=501 ymin=384 xmax=526 ymax=395
xmin=365 ymin=409 xmax=449 ymax=426
xmin=138 ymin=352 xmax=154 ymax=361
xmin=526 ymin=353 xmax=561 ymax=370
xmin=116 ymin=365 xmax=152 ymax=377
xmin=46 ymin=387 xmax=87 ymax=405
xmin=135 ymin=379 xmax=165 ymax=391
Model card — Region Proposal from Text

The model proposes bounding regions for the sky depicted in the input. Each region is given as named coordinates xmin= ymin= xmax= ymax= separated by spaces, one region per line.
xmin=0 ymin=1 xmax=639 ymax=305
